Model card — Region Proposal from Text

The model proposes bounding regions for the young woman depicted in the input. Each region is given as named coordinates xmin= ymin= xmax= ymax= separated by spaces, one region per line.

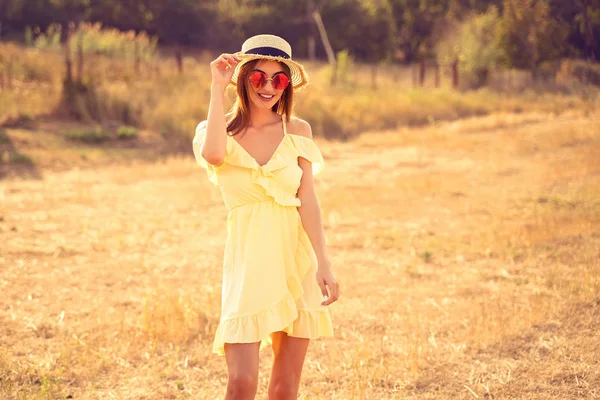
xmin=193 ymin=34 xmax=339 ymax=400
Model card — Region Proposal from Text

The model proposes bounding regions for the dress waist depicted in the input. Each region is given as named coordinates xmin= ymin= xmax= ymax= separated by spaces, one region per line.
xmin=227 ymin=198 xmax=298 ymax=214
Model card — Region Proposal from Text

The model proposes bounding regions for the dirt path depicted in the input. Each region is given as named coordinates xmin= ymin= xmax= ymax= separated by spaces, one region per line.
xmin=1 ymin=111 xmax=599 ymax=399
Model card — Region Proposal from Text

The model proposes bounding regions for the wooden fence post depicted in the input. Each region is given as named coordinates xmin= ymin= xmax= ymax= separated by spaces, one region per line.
xmin=77 ymin=31 xmax=84 ymax=83
xmin=134 ymin=41 xmax=141 ymax=75
xmin=452 ymin=60 xmax=459 ymax=89
xmin=371 ymin=64 xmax=378 ymax=90
xmin=312 ymin=11 xmax=337 ymax=86
xmin=175 ymin=47 xmax=183 ymax=75
xmin=65 ymin=22 xmax=73 ymax=85
xmin=412 ymin=63 xmax=418 ymax=87
xmin=6 ymin=60 xmax=12 ymax=90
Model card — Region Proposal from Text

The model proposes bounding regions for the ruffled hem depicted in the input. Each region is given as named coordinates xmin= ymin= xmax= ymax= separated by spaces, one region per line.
xmin=283 ymin=309 xmax=334 ymax=339
xmin=212 ymin=292 xmax=298 ymax=356
xmin=211 ymin=217 xmax=334 ymax=356
xmin=212 ymin=304 xmax=334 ymax=356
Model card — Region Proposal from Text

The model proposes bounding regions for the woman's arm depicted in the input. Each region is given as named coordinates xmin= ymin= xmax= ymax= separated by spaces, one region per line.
xmin=294 ymin=120 xmax=340 ymax=306
xmin=201 ymin=53 xmax=240 ymax=166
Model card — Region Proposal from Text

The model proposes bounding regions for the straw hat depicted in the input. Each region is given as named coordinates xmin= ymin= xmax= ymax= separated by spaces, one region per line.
xmin=230 ymin=34 xmax=309 ymax=91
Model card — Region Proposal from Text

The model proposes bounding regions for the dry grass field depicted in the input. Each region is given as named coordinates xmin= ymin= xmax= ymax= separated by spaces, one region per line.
xmin=1 ymin=107 xmax=600 ymax=399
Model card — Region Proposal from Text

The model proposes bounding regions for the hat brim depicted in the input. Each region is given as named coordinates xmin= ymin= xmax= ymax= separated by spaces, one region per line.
xmin=230 ymin=53 xmax=309 ymax=91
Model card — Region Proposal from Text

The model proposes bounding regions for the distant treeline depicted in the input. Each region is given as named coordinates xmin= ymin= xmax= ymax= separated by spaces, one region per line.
xmin=1 ymin=0 xmax=599 ymax=67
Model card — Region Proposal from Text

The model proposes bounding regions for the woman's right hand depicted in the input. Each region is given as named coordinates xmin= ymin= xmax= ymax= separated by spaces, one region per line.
xmin=210 ymin=53 xmax=241 ymax=89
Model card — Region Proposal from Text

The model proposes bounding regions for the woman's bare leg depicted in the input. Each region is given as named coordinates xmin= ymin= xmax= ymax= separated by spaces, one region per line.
xmin=224 ymin=342 xmax=261 ymax=400
xmin=268 ymin=332 xmax=310 ymax=400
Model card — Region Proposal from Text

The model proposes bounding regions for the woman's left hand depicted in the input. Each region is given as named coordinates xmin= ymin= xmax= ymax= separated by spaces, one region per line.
xmin=316 ymin=266 xmax=340 ymax=306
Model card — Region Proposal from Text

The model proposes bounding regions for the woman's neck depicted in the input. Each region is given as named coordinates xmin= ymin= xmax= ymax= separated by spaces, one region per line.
xmin=248 ymin=106 xmax=279 ymax=128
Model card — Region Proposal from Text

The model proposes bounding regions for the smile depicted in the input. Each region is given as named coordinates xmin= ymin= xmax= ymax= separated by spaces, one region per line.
xmin=258 ymin=93 xmax=275 ymax=100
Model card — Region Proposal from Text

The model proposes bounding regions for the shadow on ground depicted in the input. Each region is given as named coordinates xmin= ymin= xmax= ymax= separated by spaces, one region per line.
xmin=0 ymin=114 xmax=193 ymax=180
xmin=0 ymin=117 xmax=42 ymax=180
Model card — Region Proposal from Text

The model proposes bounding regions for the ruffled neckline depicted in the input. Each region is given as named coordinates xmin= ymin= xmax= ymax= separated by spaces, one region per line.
xmin=222 ymin=133 xmax=324 ymax=176
xmin=227 ymin=133 xmax=290 ymax=170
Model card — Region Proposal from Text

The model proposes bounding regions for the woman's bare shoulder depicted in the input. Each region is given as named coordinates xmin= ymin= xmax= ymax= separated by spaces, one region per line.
xmin=288 ymin=117 xmax=313 ymax=138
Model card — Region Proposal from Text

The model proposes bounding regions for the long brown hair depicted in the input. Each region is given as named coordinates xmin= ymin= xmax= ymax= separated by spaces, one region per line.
xmin=226 ymin=60 xmax=294 ymax=136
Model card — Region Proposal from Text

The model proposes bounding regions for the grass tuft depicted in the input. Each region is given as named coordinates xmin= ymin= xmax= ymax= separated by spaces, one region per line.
xmin=116 ymin=125 xmax=138 ymax=140
xmin=0 ymin=150 xmax=34 ymax=164
xmin=141 ymin=287 xmax=218 ymax=346
xmin=0 ymin=129 xmax=9 ymax=144
xmin=65 ymin=127 xmax=110 ymax=144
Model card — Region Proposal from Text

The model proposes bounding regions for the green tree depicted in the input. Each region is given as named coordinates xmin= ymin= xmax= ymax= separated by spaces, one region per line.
xmin=548 ymin=0 xmax=600 ymax=61
xmin=358 ymin=0 xmax=397 ymax=63
xmin=2 ymin=0 xmax=597 ymax=63
xmin=320 ymin=0 xmax=396 ymax=62
xmin=573 ymin=0 xmax=600 ymax=60
xmin=389 ymin=0 xmax=449 ymax=62
xmin=501 ymin=0 xmax=569 ymax=76
xmin=437 ymin=6 xmax=506 ymax=88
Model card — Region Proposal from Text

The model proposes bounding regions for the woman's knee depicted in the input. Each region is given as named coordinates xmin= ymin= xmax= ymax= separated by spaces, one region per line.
xmin=269 ymin=376 xmax=300 ymax=399
xmin=227 ymin=372 xmax=258 ymax=397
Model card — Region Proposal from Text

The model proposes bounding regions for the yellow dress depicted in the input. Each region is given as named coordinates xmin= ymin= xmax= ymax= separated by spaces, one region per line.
xmin=192 ymin=115 xmax=334 ymax=355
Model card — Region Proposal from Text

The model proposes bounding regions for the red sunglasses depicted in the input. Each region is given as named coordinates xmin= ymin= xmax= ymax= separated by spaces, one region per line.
xmin=248 ymin=70 xmax=290 ymax=90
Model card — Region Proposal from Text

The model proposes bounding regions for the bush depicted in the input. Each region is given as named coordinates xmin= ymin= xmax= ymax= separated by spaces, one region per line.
xmin=0 ymin=150 xmax=33 ymax=165
xmin=65 ymin=127 xmax=110 ymax=144
xmin=31 ymin=24 xmax=62 ymax=51
xmin=554 ymin=59 xmax=600 ymax=88
xmin=31 ymin=22 xmax=157 ymax=61
xmin=61 ymin=80 xmax=143 ymax=126
xmin=65 ymin=125 xmax=138 ymax=144
xmin=116 ymin=126 xmax=138 ymax=140
xmin=570 ymin=60 xmax=600 ymax=87
xmin=0 ymin=129 xmax=9 ymax=144
xmin=0 ymin=42 xmax=61 ymax=84
xmin=437 ymin=7 xmax=506 ymax=89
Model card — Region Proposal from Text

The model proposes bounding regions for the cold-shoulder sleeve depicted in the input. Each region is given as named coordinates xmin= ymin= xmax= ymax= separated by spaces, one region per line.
xmin=192 ymin=121 xmax=219 ymax=185
xmin=289 ymin=134 xmax=325 ymax=176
